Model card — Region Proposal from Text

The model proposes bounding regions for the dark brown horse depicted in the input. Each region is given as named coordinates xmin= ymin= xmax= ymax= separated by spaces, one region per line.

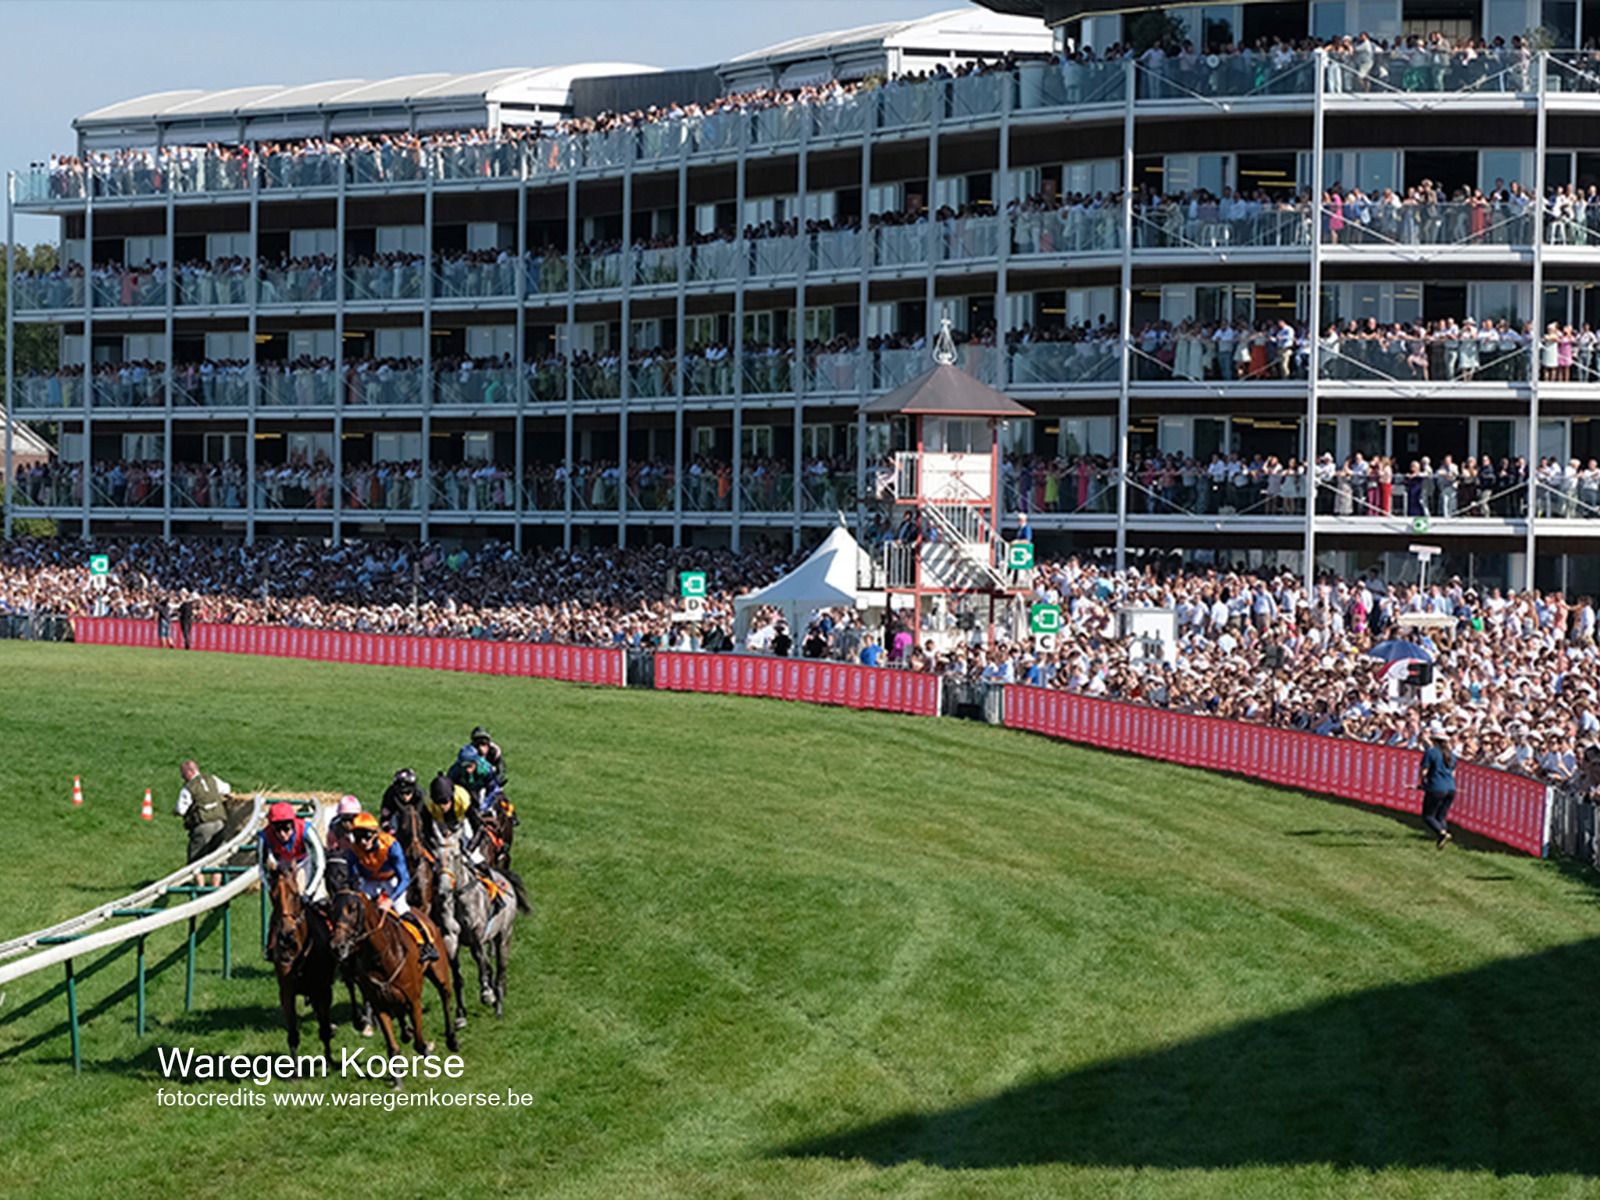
xmin=265 ymin=864 xmax=336 ymax=1062
xmin=328 ymin=888 xmax=458 ymax=1080
xmin=473 ymin=797 xmax=531 ymax=916
xmin=390 ymin=800 xmax=439 ymax=914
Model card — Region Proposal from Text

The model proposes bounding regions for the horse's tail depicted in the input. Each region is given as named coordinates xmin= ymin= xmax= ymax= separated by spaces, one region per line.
xmin=502 ymin=866 xmax=532 ymax=915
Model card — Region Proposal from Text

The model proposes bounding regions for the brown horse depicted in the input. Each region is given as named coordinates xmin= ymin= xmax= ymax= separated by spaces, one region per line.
xmin=473 ymin=798 xmax=531 ymax=916
xmin=328 ymin=887 xmax=458 ymax=1080
xmin=265 ymin=864 xmax=336 ymax=1063
xmin=390 ymin=801 xmax=439 ymax=914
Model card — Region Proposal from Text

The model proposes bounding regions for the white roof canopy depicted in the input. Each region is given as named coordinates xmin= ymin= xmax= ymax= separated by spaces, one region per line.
xmin=734 ymin=526 xmax=874 ymax=638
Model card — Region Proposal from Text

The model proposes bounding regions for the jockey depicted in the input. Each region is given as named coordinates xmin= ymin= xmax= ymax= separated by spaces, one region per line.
xmin=259 ymin=801 xmax=312 ymax=880
xmin=344 ymin=813 xmax=439 ymax=962
xmin=448 ymin=746 xmax=499 ymax=813
xmin=427 ymin=772 xmax=482 ymax=863
xmin=325 ymin=794 xmax=364 ymax=858
xmin=380 ymin=768 xmax=424 ymax=847
xmin=469 ymin=726 xmax=506 ymax=786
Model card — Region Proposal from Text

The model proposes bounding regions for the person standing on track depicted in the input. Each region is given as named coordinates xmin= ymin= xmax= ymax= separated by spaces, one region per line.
xmin=178 ymin=593 xmax=196 ymax=650
xmin=175 ymin=759 xmax=234 ymax=884
xmin=1419 ymin=726 xmax=1459 ymax=849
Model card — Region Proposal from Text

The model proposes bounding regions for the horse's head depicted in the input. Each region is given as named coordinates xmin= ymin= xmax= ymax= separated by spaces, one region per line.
xmin=266 ymin=865 xmax=308 ymax=967
xmin=326 ymin=884 xmax=374 ymax=964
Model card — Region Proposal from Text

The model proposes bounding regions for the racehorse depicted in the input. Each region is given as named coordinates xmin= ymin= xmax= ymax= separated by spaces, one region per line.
xmin=473 ymin=786 xmax=530 ymax=909
xmin=327 ymin=886 xmax=458 ymax=1081
xmin=264 ymin=863 xmax=336 ymax=1062
xmin=389 ymin=800 xmax=439 ymax=914
xmin=438 ymin=839 xmax=528 ymax=1019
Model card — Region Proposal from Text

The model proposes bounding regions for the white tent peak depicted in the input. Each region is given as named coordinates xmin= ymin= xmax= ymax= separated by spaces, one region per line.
xmin=734 ymin=526 xmax=872 ymax=639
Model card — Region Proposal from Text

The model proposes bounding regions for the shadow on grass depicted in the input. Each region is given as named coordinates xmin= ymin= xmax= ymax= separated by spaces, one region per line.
xmin=779 ymin=936 xmax=1600 ymax=1177
xmin=0 ymin=909 xmax=227 ymax=1063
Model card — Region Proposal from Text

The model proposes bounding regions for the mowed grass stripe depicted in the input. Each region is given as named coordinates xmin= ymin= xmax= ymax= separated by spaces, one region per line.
xmin=1 ymin=642 xmax=1598 ymax=1200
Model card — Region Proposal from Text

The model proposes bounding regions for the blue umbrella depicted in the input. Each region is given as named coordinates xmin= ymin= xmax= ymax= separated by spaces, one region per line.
xmin=1367 ymin=639 xmax=1434 ymax=665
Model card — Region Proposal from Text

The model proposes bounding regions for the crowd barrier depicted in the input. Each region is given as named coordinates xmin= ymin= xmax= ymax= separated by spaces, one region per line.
xmin=58 ymin=619 xmax=1550 ymax=855
xmin=1003 ymin=685 xmax=1550 ymax=857
xmin=68 ymin=617 xmax=626 ymax=687
xmin=655 ymin=651 xmax=942 ymax=718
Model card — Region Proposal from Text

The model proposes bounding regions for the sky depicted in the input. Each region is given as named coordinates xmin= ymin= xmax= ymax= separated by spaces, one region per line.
xmin=2 ymin=0 xmax=961 ymax=242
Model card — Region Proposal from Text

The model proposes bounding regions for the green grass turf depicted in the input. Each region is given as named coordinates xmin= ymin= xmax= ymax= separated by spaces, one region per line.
xmin=1 ymin=640 xmax=1599 ymax=1200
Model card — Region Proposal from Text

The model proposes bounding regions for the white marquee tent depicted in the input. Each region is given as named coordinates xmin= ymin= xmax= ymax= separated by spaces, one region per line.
xmin=733 ymin=526 xmax=875 ymax=639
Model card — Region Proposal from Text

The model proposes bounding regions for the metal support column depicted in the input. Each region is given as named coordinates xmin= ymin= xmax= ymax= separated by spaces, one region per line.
xmin=1114 ymin=59 xmax=1136 ymax=573
xmin=221 ymin=900 xmax=231 ymax=979
xmin=65 ymin=959 xmax=80 ymax=1073
xmin=563 ymin=163 xmax=577 ymax=551
xmin=854 ymin=106 xmax=874 ymax=540
xmin=135 ymin=935 xmax=147 ymax=1037
xmin=3 ymin=174 xmax=13 ymax=538
xmin=162 ymin=183 xmax=175 ymax=541
xmin=81 ymin=182 xmax=94 ymax=539
xmin=731 ymin=123 xmax=748 ymax=553
xmin=1303 ymin=49 xmax=1327 ymax=592
xmin=619 ymin=150 xmax=634 ymax=547
xmin=673 ymin=147 xmax=688 ymax=547
xmin=793 ymin=117 xmax=809 ymax=549
xmin=514 ymin=158 xmax=529 ymax=553
xmin=245 ymin=153 xmax=260 ymax=545
xmin=1526 ymin=55 xmax=1550 ymax=591
xmin=924 ymin=84 xmax=941 ymax=341
xmin=184 ymin=915 xmax=196 ymax=1010
xmin=995 ymin=77 xmax=1012 ymax=481
xmin=420 ymin=172 xmax=435 ymax=543
xmin=332 ymin=165 xmax=348 ymax=543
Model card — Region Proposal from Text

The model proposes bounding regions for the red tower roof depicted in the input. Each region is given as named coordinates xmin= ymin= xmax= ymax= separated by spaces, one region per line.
xmin=861 ymin=362 xmax=1035 ymax=419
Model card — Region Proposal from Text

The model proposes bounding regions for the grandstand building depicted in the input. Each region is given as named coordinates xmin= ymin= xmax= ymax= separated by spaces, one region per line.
xmin=7 ymin=2 xmax=1600 ymax=593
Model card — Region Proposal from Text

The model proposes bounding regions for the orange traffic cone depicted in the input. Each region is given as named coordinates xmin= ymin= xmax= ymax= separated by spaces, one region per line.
xmin=72 ymin=776 xmax=84 ymax=807
xmin=141 ymin=788 xmax=154 ymax=822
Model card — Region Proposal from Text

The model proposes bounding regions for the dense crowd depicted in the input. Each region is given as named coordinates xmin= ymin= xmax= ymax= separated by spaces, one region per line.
xmin=3 ymin=533 xmax=1599 ymax=788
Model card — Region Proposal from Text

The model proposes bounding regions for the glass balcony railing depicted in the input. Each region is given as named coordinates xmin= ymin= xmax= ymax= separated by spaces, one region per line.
xmin=637 ymin=123 xmax=686 ymax=163
xmin=256 ymin=470 xmax=337 ymax=510
xmin=1013 ymin=59 xmax=1127 ymax=110
xmin=433 ymin=141 xmax=523 ymax=182
xmin=940 ymin=215 xmax=1001 ymax=261
xmin=522 ymin=475 xmax=568 ymax=511
xmin=742 ymin=352 xmax=794 ymax=395
xmin=429 ymin=471 xmax=517 ymax=512
xmin=171 ymin=468 xmax=248 ymax=509
xmin=257 ymin=266 xmax=338 ymax=305
xmin=169 ymin=152 xmax=252 ymax=195
xmin=1330 ymin=54 xmax=1537 ymax=97
xmin=1006 ymin=468 xmax=1118 ymax=515
xmin=689 ymin=239 xmax=743 ymax=283
xmin=16 ymin=166 xmax=83 ymax=203
xmin=260 ymin=367 xmax=338 ymax=408
xmin=344 ymin=366 xmax=424 ymax=406
xmin=802 ymin=470 xmax=858 ymax=512
xmin=805 ymin=351 xmax=865 ymax=395
xmin=433 ymin=258 xmax=517 ymax=299
xmin=339 ymin=470 xmax=424 ymax=512
xmin=750 ymin=105 xmax=803 ymax=146
xmin=680 ymin=470 xmax=733 ymax=512
xmin=873 ymin=223 xmax=929 ymax=268
xmin=92 ymin=476 xmax=165 ymax=508
xmin=691 ymin=112 xmax=743 ymax=155
xmin=878 ymin=83 xmax=935 ymax=130
xmin=176 ymin=269 xmax=251 ymax=306
xmin=10 ymin=471 xmax=81 ymax=507
xmin=1011 ymin=207 xmax=1123 ymax=254
xmin=345 ymin=261 xmax=425 ymax=302
xmin=1545 ymin=213 xmax=1600 ymax=245
xmin=579 ymin=128 xmax=635 ymax=170
xmin=1138 ymin=54 xmax=1316 ymax=102
xmin=172 ymin=367 xmax=251 ymax=408
xmin=740 ymin=467 xmax=794 ymax=512
xmin=524 ymin=362 xmax=568 ymax=403
xmin=573 ymin=252 xmax=625 ymax=292
xmin=632 ymin=245 xmax=681 ymax=286
xmin=1008 ymin=341 xmax=1120 ymax=386
xmin=1318 ymin=339 xmax=1533 ymax=383
xmin=812 ymin=95 xmax=871 ymax=139
xmin=628 ymin=358 xmax=674 ymax=399
xmin=260 ymin=151 xmax=341 ymax=190
xmin=1318 ymin=201 xmax=1533 ymax=247
xmin=525 ymin=253 xmax=570 ymax=296
xmin=875 ymin=347 xmax=927 ymax=390
xmin=13 ymin=374 xmax=85 ymax=410
xmin=948 ymin=73 xmax=1006 ymax=119
xmin=12 ymin=275 xmax=85 ymax=311
xmin=810 ymin=228 xmax=863 ymax=272
xmin=92 ymin=371 xmax=166 ymax=408
xmin=573 ymin=361 xmax=622 ymax=401
xmin=750 ymin=236 xmax=803 ymax=279
xmin=1131 ymin=336 xmax=1308 ymax=382
xmin=434 ymin=367 xmax=517 ymax=406
xmin=684 ymin=357 xmax=736 ymax=397
xmin=348 ymin=145 xmax=428 ymax=187
xmin=92 ymin=269 xmax=166 ymax=309
xmin=1135 ymin=206 xmax=1312 ymax=250
xmin=627 ymin=473 xmax=677 ymax=513
xmin=570 ymin=469 xmax=622 ymax=511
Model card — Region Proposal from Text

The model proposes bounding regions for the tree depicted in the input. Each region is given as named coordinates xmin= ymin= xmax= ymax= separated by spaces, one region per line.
xmin=0 ymin=243 xmax=63 ymax=376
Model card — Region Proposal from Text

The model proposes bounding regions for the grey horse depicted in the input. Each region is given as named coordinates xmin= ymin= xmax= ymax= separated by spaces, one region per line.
xmin=437 ymin=838 xmax=526 ymax=1018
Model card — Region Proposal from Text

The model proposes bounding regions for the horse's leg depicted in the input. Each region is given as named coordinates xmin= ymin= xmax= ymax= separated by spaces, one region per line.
xmin=346 ymin=972 xmax=373 ymax=1037
xmin=428 ymin=957 xmax=461 ymax=1053
xmin=312 ymin=972 xmax=335 ymax=1063
xmin=279 ymin=975 xmax=300 ymax=1055
xmin=493 ymin=929 xmax=509 ymax=1019
xmin=372 ymin=1008 xmax=404 ymax=1088
xmin=407 ymin=973 xmax=432 ymax=1057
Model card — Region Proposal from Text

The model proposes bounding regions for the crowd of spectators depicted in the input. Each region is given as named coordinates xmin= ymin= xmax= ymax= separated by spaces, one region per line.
xmin=4 ymin=533 xmax=1600 ymax=789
